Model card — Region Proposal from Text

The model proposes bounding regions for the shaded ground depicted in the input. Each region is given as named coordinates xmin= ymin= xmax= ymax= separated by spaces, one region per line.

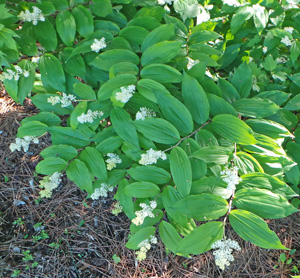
xmin=0 ymin=91 xmax=300 ymax=278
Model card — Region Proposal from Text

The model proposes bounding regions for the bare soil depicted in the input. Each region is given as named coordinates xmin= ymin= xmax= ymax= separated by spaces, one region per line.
xmin=0 ymin=91 xmax=300 ymax=278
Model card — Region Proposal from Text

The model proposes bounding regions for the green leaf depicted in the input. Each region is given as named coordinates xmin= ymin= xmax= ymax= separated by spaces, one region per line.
xmin=188 ymin=30 xmax=221 ymax=44
xmin=234 ymin=152 xmax=264 ymax=175
xmin=66 ymin=159 xmax=93 ymax=194
xmin=218 ymin=78 xmax=240 ymax=104
xmin=126 ymin=226 xmax=156 ymax=250
xmin=212 ymin=114 xmax=257 ymax=145
xmin=70 ymin=101 xmax=87 ymax=129
xmin=262 ymin=55 xmax=277 ymax=72
xmin=15 ymin=34 xmax=37 ymax=57
xmin=141 ymin=24 xmax=175 ymax=52
xmin=40 ymin=145 xmax=78 ymax=161
xmin=61 ymin=49 xmax=86 ymax=79
xmin=141 ymin=41 xmax=182 ymax=66
xmin=159 ymin=221 xmax=182 ymax=254
xmin=123 ymin=182 xmax=160 ymax=198
xmin=288 ymin=73 xmax=300 ymax=88
xmin=73 ymin=83 xmax=96 ymax=100
xmin=207 ymin=94 xmax=237 ymax=117
xmin=90 ymin=0 xmax=112 ymax=17
xmin=233 ymin=98 xmax=279 ymax=118
xmin=78 ymin=147 xmax=107 ymax=180
xmin=173 ymin=194 xmax=228 ymax=221
xmin=229 ymin=209 xmax=288 ymax=249
xmin=231 ymin=6 xmax=253 ymax=34
xmin=141 ymin=64 xmax=182 ymax=84
xmin=3 ymin=79 xmax=18 ymax=103
xmin=191 ymin=146 xmax=230 ymax=164
xmin=110 ymin=107 xmax=139 ymax=147
xmin=182 ymin=72 xmax=209 ymax=125
xmin=170 ymin=147 xmax=192 ymax=198
xmin=34 ymin=18 xmax=57 ymax=51
xmin=36 ymin=157 xmax=67 ymax=175
xmin=90 ymin=49 xmax=139 ymax=72
xmin=253 ymin=5 xmax=268 ymax=34
xmin=109 ymin=62 xmax=139 ymax=78
xmin=134 ymin=118 xmax=180 ymax=145
xmin=96 ymin=136 xmax=123 ymax=154
xmin=256 ymin=91 xmax=291 ymax=106
xmin=56 ymin=11 xmax=76 ymax=46
xmin=120 ymin=26 xmax=148 ymax=45
xmin=290 ymin=40 xmax=300 ymax=64
xmin=127 ymin=166 xmax=171 ymax=184
xmin=137 ymin=78 xmax=169 ymax=103
xmin=231 ymin=62 xmax=252 ymax=98
xmin=72 ymin=5 xmax=94 ymax=38
xmin=234 ymin=188 xmax=298 ymax=219
xmin=175 ymin=222 xmax=224 ymax=256
xmin=130 ymin=209 xmax=163 ymax=234
xmin=21 ymin=112 xmax=61 ymax=127
xmin=155 ymin=91 xmax=193 ymax=136
xmin=115 ymin=178 xmax=135 ymax=219
xmin=39 ymin=54 xmax=66 ymax=92
xmin=195 ymin=129 xmax=219 ymax=147
xmin=48 ymin=126 xmax=90 ymax=148
xmin=17 ymin=121 xmax=48 ymax=138
xmin=283 ymin=94 xmax=300 ymax=111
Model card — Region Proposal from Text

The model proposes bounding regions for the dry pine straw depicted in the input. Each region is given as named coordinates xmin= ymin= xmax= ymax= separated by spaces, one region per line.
xmin=0 ymin=92 xmax=300 ymax=278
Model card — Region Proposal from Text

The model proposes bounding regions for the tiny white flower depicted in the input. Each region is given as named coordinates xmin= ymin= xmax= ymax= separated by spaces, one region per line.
xmin=115 ymin=85 xmax=136 ymax=104
xmin=223 ymin=0 xmax=241 ymax=6
xmin=220 ymin=166 xmax=242 ymax=192
xmin=187 ymin=57 xmax=199 ymax=70
xmin=281 ymin=36 xmax=292 ymax=47
xmin=91 ymin=37 xmax=106 ymax=53
xmin=47 ymin=96 xmax=61 ymax=106
xmin=262 ymin=46 xmax=268 ymax=54
xmin=284 ymin=27 xmax=294 ymax=34
xmin=90 ymin=183 xmax=113 ymax=200
xmin=135 ymin=235 xmax=158 ymax=261
xmin=106 ymin=153 xmax=122 ymax=170
xmin=77 ymin=110 xmax=104 ymax=124
xmin=132 ymin=201 xmax=157 ymax=226
xmin=112 ymin=202 xmax=123 ymax=215
xmin=39 ymin=172 xmax=62 ymax=198
xmin=139 ymin=148 xmax=167 ymax=166
xmin=18 ymin=6 xmax=45 ymax=25
xmin=23 ymin=71 xmax=30 ymax=78
xmin=9 ymin=136 xmax=39 ymax=153
xmin=60 ymin=93 xmax=76 ymax=107
xmin=135 ymin=107 xmax=156 ymax=121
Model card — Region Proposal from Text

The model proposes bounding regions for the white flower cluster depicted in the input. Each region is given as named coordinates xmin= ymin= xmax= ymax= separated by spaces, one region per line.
xmin=135 ymin=235 xmax=158 ymax=261
xmin=223 ymin=0 xmax=241 ymax=6
xmin=10 ymin=136 xmax=39 ymax=152
xmin=77 ymin=110 xmax=104 ymax=124
xmin=90 ymin=183 xmax=113 ymax=200
xmin=157 ymin=0 xmax=173 ymax=5
xmin=111 ymin=202 xmax=123 ymax=215
xmin=39 ymin=172 xmax=62 ymax=198
xmin=90 ymin=37 xmax=107 ymax=53
xmin=115 ymin=85 xmax=136 ymax=103
xmin=132 ymin=201 xmax=157 ymax=226
xmin=187 ymin=57 xmax=199 ymax=70
xmin=18 ymin=6 xmax=45 ymax=25
xmin=135 ymin=107 xmax=156 ymax=121
xmin=106 ymin=153 xmax=122 ymax=170
xmin=262 ymin=46 xmax=268 ymax=54
xmin=139 ymin=148 xmax=167 ymax=166
xmin=211 ymin=238 xmax=241 ymax=270
xmin=220 ymin=166 xmax=242 ymax=191
xmin=284 ymin=27 xmax=294 ymax=34
xmin=47 ymin=93 xmax=76 ymax=107
xmin=0 ymin=65 xmax=29 ymax=82
xmin=281 ymin=36 xmax=292 ymax=47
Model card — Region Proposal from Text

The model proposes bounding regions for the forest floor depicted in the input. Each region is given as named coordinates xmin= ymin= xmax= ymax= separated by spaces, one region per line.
xmin=0 ymin=90 xmax=300 ymax=278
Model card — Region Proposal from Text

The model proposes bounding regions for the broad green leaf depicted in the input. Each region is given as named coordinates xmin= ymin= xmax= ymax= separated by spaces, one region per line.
xmin=173 ymin=194 xmax=228 ymax=221
xmin=122 ymin=142 xmax=141 ymax=162
xmin=48 ymin=126 xmax=90 ymax=148
xmin=137 ymin=78 xmax=169 ymax=103
xmin=40 ymin=145 xmax=78 ymax=161
xmin=159 ymin=221 xmax=182 ymax=254
xmin=78 ymin=147 xmax=107 ymax=180
xmin=56 ymin=11 xmax=76 ymax=46
xmin=119 ymin=26 xmax=148 ymax=45
xmin=70 ymin=101 xmax=87 ymax=129
xmin=141 ymin=64 xmax=182 ymax=83
xmin=115 ymin=179 xmax=135 ymax=219
xmin=234 ymin=188 xmax=298 ymax=219
xmin=191 ymin=146 xmax=230 ymax=164
xmin=156 ymin=92 xmax=194 ymax=136
xmin=110 ymin=107 xmax=139 ymax=147
xmin=266 ymin=110 xmax=298 ymax=131
xmin=123 ymin=182 xmax=160 ymax=198
xmin=127 ymin=16 xmax=160 ymax=31
xmin=34 ymin=19 xmax=57 ymax=51
xmin=18 ymin=69 xmax=35 ymax=104
xmin=231 ymin=6 xmax=253 ymax=34
xmin=21 ymin=112 xmax=61 ymax=127
xmin=195 ymin=129 xmax=219 ymax=147
xmin=231 ymin=62 xmax=252 ymax=98
xmin=72 ymin=5 xmax=94 ymax=38
xmin=288 ymin=73 xmax=300 ymax=88
xmin=290 ymin=40 xmax=300 ymax=64
xmin=127 ymin=166 xmax=171 ymax=184
xmin=39 ymin=54 xmax=66 ymax=92
xmin=207 ymin=94 xmax=237 ymax=117
xmin=126 ymin=226 xmax=156 ymax=250
xmin=283 ymin=94 xmax=300 ymax=111
xmin=73 ymin=83 xmax=96 ymax=100
xmin=218 ymin=78 xmax=240 ymax=104
xmin=286 ymin=142 xmax=300 ymax=170
xmin=90 ymin=0 xmax=112 ymax=17
xmin=66 ymin=159 xmax=93 ymax=194
xmin=262 ymin=55 xmax=277 ymax=72
xmin=109 ymin=62 xmax=139 ymax=78
xmin=188 ymin=30 xmax=221 ymax=44
xmin=182 ymin=72 xmax=209 ymax=125
xmin=212 ymin=114 xmax=257 ymax=145
xmin=141 ymin=41 xmax=181 ymax=66
xmin=235 ymin=152 xmax=264 ymax=175
xmin=3 ymin=79 xmax=18 ymax=103
xmin=233 ymin=98 xmax=279 ymax=118
xmin=253 ymin=5 xmax=268 ymax=34
xmin=96 ymin=136 xmax=123 ymax=154
xmin=15 ymin=34 xmax=37 ymax=57
xmin=36 ymin=157 xmax=67 ymax=175
xmin=90 ymin=49 xmax=139 ymax=72
xmin=175 ymin=222 xmax=224 ymax=256
xmin=256 ymin=91 xmax=291 ymax=106
xmin=134 ymin=118 xmax=180 ymax=144
xmin=61 ymin=49 xmax=86 ymax=79
xmin=17 ymin=121 xmax=48 ymax=138
xmin=141 ymin=24 xmax=175 ymax=52
xmin=246 ymin=119 xmax=293 ymax=140
xmin=170 ymin=147 xmax=192 ymax=198
xmin=229 ymin=209 xmax=288 ymax=249
xmin=200 ymin=77 xmax=222 ymax=97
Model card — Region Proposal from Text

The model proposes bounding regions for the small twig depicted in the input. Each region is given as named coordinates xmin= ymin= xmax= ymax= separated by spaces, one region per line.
xmin=164 ymin=120 xmax=212 ymax=152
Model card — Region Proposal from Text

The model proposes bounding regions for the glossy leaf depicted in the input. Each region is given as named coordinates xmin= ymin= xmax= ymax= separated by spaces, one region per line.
xmin=123 ymin=182 xmax=160 ymax=198
xmin=56 ymin=11 xmax=76 ymax=46
xmin=127 ymin=166 xmax=171 ymax=184
xmin=36 ymin=157 xmax=68 ymax=175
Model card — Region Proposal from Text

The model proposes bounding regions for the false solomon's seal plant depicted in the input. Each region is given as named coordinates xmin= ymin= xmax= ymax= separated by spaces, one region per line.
xmin=1 ymin=0 xmax=300 ymax=270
